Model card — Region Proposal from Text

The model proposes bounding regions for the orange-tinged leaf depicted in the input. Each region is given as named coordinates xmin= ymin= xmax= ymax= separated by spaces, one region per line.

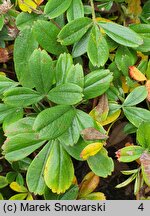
xmin=82 ymin=192 xmax=106 ymax=200
xmin=34 ymin=0 xmax=44 ymax=6
xmin=79 ymin=172 xmax=100 ymax=197
xmin=146 ymin=80 xmax=150 ymax=102
xmin=10 ymin=182 xmax=28 ymax=193
xmin=72 ymin=176 xmax=78 ymax=185
xmin=129 ymin=66 xmax=147 ymax=81
xmin=80 ymin=142 xmax=103 ymax=160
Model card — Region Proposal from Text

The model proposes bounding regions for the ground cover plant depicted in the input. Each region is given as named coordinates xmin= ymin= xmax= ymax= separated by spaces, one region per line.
xmin=0 ymin=0 xmax=150 ymax=200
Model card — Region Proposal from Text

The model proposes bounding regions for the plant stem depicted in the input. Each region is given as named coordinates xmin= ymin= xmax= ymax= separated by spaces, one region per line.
xmin=90 ymin=0 xmax=96 ymax=21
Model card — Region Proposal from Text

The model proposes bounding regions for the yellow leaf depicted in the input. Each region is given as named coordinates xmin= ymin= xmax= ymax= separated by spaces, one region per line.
xmin=17 ymin=0 xmax=43 ymax=13
xmin=137 ymin=52 xmax=148 ymax=61
xmin=96 ymin=17 xmax=112 ymax=23
xmin=10 ymin=182 xmax=28 ymax=193
xmin=129 ymin=66 xmax=147 ymax=82
xmin=0 ymin=72 xmax=6 ymax=76
xmin=97 ymin=109 xmax=121 ymax=126
xmin=121 ymin=76 xmax=129 ymax=93
xmin=80 ymin=142 xmax=103 ymax=160
xmin=72 ymin=176 xmax=78 ymax=185
xmin=9 ymin=193 xmax=28 ymax=200
xmin=79 ymin=172 xmax=100 ymax=197
xmin=82 ymin=192 xmax=106 ymax=200
xmin=26 ymin=193 xmax=33 ymax=200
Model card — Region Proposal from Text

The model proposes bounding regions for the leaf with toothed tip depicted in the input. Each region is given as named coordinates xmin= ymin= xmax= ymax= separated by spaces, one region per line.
xmin=87 ymin=147 xmax=114 ymax=178
xmin=44 ymin=140 xmax=74 ymax=194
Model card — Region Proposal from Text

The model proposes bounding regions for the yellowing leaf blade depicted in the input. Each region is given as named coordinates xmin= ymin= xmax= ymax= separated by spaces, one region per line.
xmin=80 ymin=142 xmax=103 ymax=160
xmin=79 ymin=172 xmax=100 ymax=197
xmin=10 ymin=182 xmax=28 ymax=193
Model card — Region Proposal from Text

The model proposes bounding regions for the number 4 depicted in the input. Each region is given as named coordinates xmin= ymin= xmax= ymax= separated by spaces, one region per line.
xmin=138 ymin=203 xmax=144 ymax=211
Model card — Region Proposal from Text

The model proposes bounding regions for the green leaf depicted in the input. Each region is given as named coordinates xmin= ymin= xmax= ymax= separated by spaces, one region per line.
xmin=115 ymin=46 xmax=137 ymax=76
xmin=6 ymin=172 xmax=17 ymax=183
xmin=123 ymin=86 xmax=148 ymax=107
xmin=66 ymin=64 xmax=84 ymax=88
xmin=16 ymin=12 xmax=45 ymax=30
xmin=18 ymin=157 xmax=32 ymax=171
xmin=33 ymin=105 xmax=76 ymax=140
xmin=123 ymin=107 xmax=150 ymax=127
xmin=2 ymin=133 xmax=45 ymax=161
xmin=44 ymin=140 xmax=74 ymax=194
xmin=87 ymin=148 xmax=114 ymax=178
xmin=130 ymin=24 xmax=150 ymax=52
xmin=0 ymin=75 xmax=18 ymax=96
xmin=59 ymin=109 xmax=96 ymax=146
xmin=60 ymin=185 xmax=79 ymax=200
xmin=141 ymin=1 xmax=150 ymax=24
xmin=3 ymin=87 xmax=43 ymax=107
xmin=84 ymin=69 xmax=113 ymax=99
xmin=0 ymin=104 xmax=21 ymax=124
xmin=0 ymin=193 xmax=4 ymax=200
xmin=27 ymin=142 xmax=52 ymax=195
xmin=72 ymin=29 xmax=91 ymax=58
xmin=33 ymin=20 xmax=67 ymax=55
xmin=137 ymin=122 xmax=150 ymax=149
xmin=44 ymin=0 xmax=72 ymax=18
xmin=56 ymin=53 xmax=84 ymax=87
xmin=87 ymin=25 xmax=109 ymax=67
xmin=58 ymin=117 xmax=80 ymax=146
xmin=3 ymin=109 xmax=23 ymax=131
xmin=4 ymin=117 xmax=35 ymax=137
xmin=14 ymin=27 xmax=38 ymax=88
xmin=56 ymin=53 xmax=73 ymax=85
xmin=121 ymin=169 xmax=138 ymax=175
xmin=67 ymin=0 xmax=84 ymax=22
xmin=116 ymin=173 xmax=137 ymax=188
xmin=98 ymin=22 xmax=143 ymax=47
xmin=29 ymin=49 xmax=54 ymax=94
xmin=44 ymin=187 xmax=60 ymax=200
xmin=0 ymin=176 xmax=8 ymax=188
xmin=58 ymin=17 xmax=93 ymax=45
xmin=9 ymin=193 xmax=28 ymax=200
xmin=116 ymin=146 xmax=144 ymax=162
xmin=47 ymin=83 xmax=83 ymax=105
xmin=0 ymin=15 xmax=4 ymax=31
